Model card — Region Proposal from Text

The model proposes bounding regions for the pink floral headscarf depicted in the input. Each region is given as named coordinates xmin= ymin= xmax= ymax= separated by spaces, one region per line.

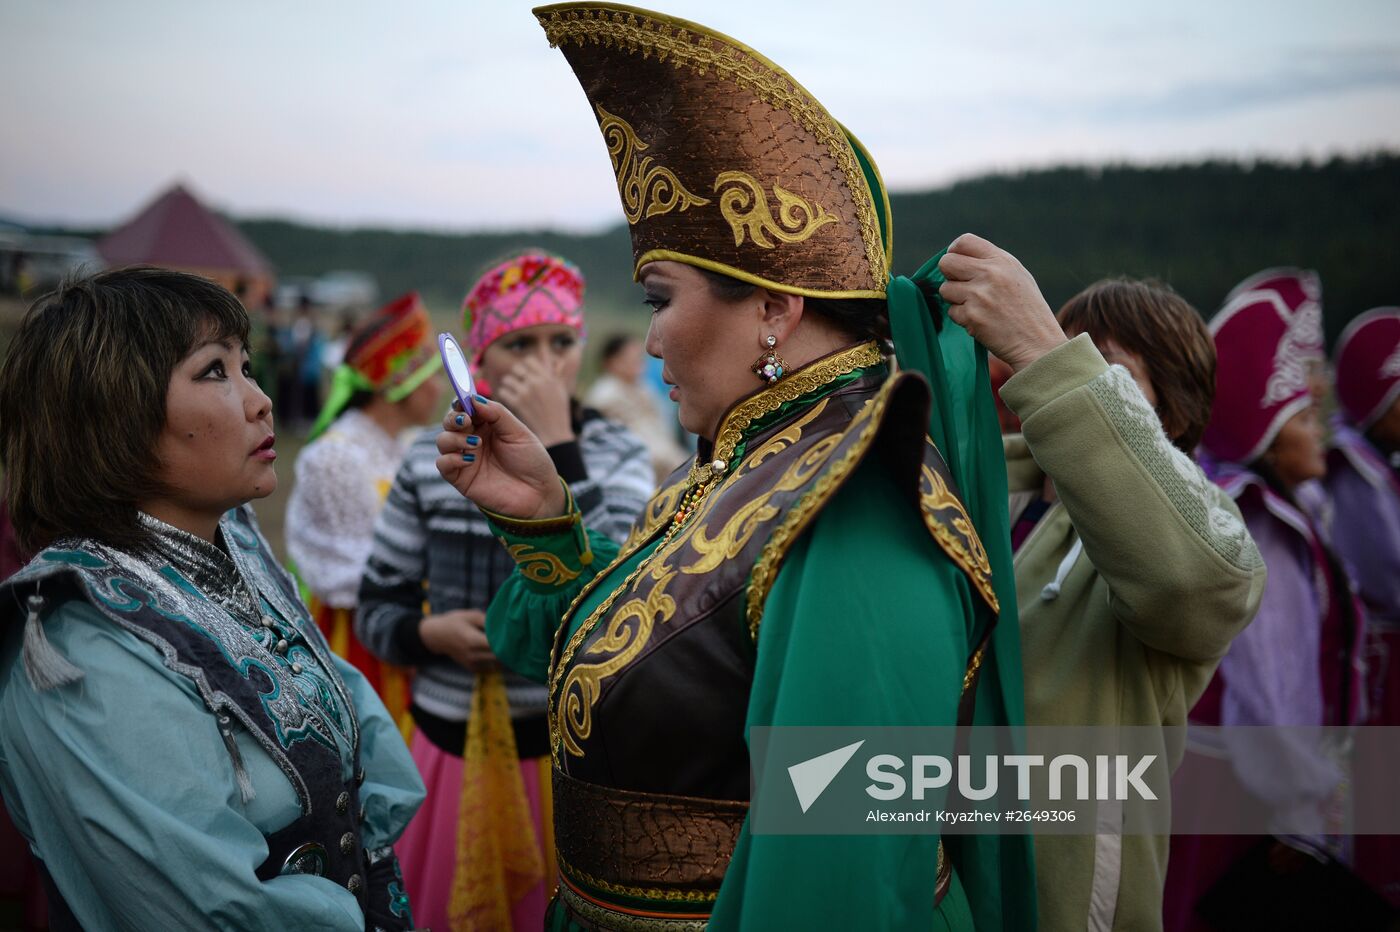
xmin=462 ymin=251 xmax=586 ymax=393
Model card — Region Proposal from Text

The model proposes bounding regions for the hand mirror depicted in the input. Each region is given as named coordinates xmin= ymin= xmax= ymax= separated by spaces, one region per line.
xmin=438 ymin=333 xmax=475 ymax=416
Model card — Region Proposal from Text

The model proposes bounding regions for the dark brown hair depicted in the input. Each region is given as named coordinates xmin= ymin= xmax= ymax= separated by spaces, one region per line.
xmin=695 ymin=267 xmax=892 ymax=347
xmin=1057 ymin=278 xmax=1215 ymax=453
xmin=600 ymin=333 xmax=640 ymax=362
xmin=0 ymin=267 xmax=251 ymax=552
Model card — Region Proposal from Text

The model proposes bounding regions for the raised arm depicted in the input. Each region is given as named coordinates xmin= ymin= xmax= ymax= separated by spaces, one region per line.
xmin=1001 ymin=336 xmax=1264 ymax=660
xmin=936 ymin=234 xmax=1263 ymax=661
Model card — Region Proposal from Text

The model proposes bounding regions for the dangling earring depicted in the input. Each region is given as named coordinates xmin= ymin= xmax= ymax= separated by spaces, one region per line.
xmin=752 ymin=334 xmax=789 ymax=384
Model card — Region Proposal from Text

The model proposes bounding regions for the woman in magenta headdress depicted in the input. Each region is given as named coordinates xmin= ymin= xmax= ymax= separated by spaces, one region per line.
xmin=1165 ymin=288 xmax=1370 ymax=930
xmin=1322 ymin=307 xmax=1400 ymax=905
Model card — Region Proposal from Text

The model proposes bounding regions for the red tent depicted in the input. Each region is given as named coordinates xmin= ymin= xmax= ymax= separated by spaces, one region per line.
xmin=97 ymin=183 xmax=275 ymax=305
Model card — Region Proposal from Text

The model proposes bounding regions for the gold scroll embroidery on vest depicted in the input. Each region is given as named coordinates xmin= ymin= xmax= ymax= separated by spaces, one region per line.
xmin=686 ymin=406 xmax=842 ymax=575
xmin=715 ymin=171 xmax=839 ymax=249
xmin=597 ymin=104 xmax=709 ymax=224
xmin=623 ymin=479 xmax=688 ymax=551
xmin=559 ymin=570 xmax=679 ymax=758
xmin=549 ymin=344 xmax=884 ymax=761
xmin=554 ymin=398 xmax=837 ymax=757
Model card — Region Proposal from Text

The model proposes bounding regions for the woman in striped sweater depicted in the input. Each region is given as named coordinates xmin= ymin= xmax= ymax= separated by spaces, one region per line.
xmin=356 ymin=251 xmax=653 ymax=931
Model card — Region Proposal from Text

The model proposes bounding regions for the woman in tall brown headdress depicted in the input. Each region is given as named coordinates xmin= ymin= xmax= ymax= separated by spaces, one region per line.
xmin=435 ymin=5 xmax=1050 ymax=929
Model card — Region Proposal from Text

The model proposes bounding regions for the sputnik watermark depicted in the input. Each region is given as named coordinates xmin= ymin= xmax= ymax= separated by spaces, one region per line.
xmin=787 ymin=744 xmax=1154 ymax=822
xmin=863 ymin=753 xmax=1157 ymax=802
xmin=751 ymin=726 xmax=1400 ymax=836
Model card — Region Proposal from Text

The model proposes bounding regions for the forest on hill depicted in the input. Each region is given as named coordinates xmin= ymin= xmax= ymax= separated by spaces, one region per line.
xmin=38 ymin=154 xmax=1400 ymax=345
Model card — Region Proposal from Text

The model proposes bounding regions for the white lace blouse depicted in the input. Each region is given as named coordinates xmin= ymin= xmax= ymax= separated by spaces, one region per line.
xmin=287 ymin=409 xmax=410 ymax=609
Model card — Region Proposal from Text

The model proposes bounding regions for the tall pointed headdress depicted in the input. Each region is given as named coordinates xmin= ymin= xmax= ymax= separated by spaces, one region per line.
xmin=535 ymin=5 xmax=1034 ymax=926
xmin=535 ymin=2 xmax=892 ymax=298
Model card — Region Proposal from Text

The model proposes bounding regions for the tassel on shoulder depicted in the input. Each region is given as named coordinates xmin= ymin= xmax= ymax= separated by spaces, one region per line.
xmin=21 ymin=594 xmax=84 ymax=691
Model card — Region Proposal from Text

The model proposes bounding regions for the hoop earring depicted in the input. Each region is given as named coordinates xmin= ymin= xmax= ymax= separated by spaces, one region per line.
xmin=752 ymin=334 xmax=789 ymax=384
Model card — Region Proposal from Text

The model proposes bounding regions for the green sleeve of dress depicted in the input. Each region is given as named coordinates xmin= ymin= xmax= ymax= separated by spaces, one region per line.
xmin=483 ymin=508 xmax=622 ymax=685
xmin=708 ymin=455 xmax=979 ymax=931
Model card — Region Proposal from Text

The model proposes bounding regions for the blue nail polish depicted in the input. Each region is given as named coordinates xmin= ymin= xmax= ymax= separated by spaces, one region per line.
xmin=463 ymin=453 xmax=476 ymax=463
xmin=466 ymin=435 xmax=480 ymax=447
xmin=473 ymin=393 xmax=489 ymax=406
xmin=454 ymin=414 xmax=465 ymax=426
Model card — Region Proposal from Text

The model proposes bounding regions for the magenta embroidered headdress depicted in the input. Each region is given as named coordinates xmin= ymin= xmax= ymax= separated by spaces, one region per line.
xmin=1334 ymin=308 xmax=1400 ymax=429
xmin=1226 ymin=267 xmax=1324 ymax=363
xmin=1201 ymin=290 xmax=1313 ymax=465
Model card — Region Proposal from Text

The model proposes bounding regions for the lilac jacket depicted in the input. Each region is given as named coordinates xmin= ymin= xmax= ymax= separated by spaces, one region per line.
xmin=1321 ymin=421 xmax=1400 ymax=630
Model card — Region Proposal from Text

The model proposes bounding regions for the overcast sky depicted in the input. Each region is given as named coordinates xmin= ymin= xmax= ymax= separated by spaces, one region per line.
xmin=3 ymin=0 xmax=1398 ymax=232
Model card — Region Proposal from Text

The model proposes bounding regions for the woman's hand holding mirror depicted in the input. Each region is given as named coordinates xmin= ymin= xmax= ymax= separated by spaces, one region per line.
xmin=435 ymin=395 xmax=567 ymax=520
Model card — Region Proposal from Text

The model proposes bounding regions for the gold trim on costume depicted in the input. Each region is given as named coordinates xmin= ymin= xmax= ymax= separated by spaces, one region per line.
xmin=546 ymin=341 xmax=882 ymax=762
xmin=545 ymin=502 xmax=685 ymax=763
xmin=918 ymin=456 xmax=1000 ymax=614
xmin=634 ymin=250 xmax=887 ymax=300
xmin=623 ymin=477 xmax=689 ymax=550
xmin=536 ymin=2 xmax=888 ymax=292
xmin=558 ymin=853 xmax=719 ymax=906
xmin=744 ymin=380 xmax=893 ymax=640
xmin=504 ymin=542 xmax=583 ymax=587
xmin=685 ymin=421 xmax=841 ymax=576
xmin=844 ymin=126 xmax=894 ymax=267
xmin=558 ymin=879 xmax=712 ymax=930
xmin=483 ymin=479 xmax=580 ymax=536
xmin=745 ymin=377 xmax=1002 ymax=639
xmin=598 ymin=104 xmax=710 ymax=223
xmin=714 ymin=171 xmax=839 ymax=249
xmin=962 ymin=643 xmax=986 ymax=694
xmin=692 ymin=341 xmax=882 ymax=486
xmin=558 ymin=571 xmax=678 ymax=757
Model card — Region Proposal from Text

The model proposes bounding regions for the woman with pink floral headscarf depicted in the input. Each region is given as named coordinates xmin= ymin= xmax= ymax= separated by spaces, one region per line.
xmin=355 ymin=252 xmax=653 ymax=931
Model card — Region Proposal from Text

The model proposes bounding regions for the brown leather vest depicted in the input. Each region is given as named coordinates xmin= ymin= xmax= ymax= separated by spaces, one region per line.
xmin=546 ymin=343 xmax=999 ymax=802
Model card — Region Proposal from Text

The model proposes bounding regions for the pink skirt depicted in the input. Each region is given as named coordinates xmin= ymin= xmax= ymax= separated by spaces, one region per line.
xmin=395 ymin=730 xmax=550 ymax=931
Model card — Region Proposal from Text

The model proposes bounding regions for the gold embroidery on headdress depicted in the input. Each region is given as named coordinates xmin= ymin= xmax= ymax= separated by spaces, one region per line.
xmin=541 ymin=7 xmax=888 ymax=285
xmin=715 ymin=171 xmax=839 ymax=249
xmin=597 ymin=104 xmax=709 ymax=224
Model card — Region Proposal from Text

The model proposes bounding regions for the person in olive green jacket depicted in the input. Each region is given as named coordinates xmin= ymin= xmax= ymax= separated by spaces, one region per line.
xmin=941 ymin=273 xmax=1268 ymax=930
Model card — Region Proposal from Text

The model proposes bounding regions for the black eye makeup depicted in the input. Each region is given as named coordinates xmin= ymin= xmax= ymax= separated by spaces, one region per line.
xmin=197 ymin=356 xmax=229 ymax=380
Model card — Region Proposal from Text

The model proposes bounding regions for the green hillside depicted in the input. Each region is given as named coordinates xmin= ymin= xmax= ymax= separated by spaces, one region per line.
xmin=28 ymin=155 xmax=1400 ymax=346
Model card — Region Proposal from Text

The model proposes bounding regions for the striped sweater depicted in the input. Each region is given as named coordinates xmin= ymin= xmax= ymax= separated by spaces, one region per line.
xmin=356 ymin=409 xmax=653 ymax=755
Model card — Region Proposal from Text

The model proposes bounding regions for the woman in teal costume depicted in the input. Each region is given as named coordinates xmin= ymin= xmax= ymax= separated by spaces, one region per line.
xmin=434 ymin=4 xmax=1041 ymax=929
xmin=0 ymin=268 xmax=423 ymax=930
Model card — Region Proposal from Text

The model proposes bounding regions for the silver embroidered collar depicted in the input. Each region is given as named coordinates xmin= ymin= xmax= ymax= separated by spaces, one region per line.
xmin=137 ymin=512 xmax=260 ymax=622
